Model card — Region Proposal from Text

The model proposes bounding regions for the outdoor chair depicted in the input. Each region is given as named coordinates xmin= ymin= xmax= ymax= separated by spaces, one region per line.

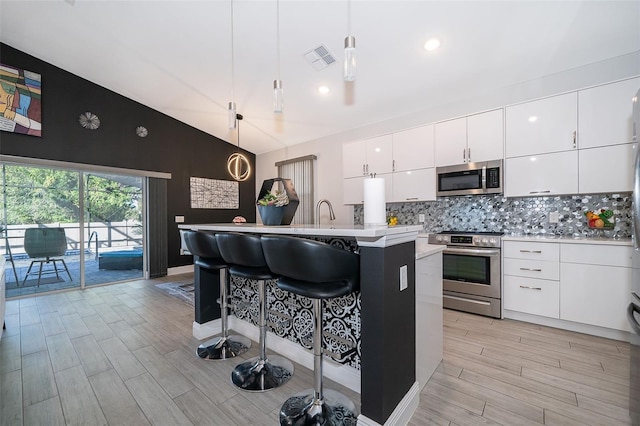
xmin=21 ymin=228 xmax=73 ymax=287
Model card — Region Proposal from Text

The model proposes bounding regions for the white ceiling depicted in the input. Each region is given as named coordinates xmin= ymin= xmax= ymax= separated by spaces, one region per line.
xmin=1 ymin=1 xmax=639 ymax=155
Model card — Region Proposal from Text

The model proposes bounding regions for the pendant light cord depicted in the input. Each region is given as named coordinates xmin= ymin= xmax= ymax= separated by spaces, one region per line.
xmin=347 ymin=0 xmax=351 ymax=35
xmin=230 ymin=0 xmax=236 ymax=104
xmin=276 ymin=0 xmax=281 ymax=80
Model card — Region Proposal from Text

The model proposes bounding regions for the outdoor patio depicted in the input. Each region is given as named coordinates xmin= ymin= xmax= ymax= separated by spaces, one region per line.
xmin=4 ymin=249 xmax=143 ymax=298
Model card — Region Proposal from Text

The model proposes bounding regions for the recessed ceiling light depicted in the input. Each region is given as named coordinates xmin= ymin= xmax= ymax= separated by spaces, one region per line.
xmin=528 ymin=116 xmax=538 ymax=123
xmin=318 ymin=85 xmax=330 ymax=95
xmin=423 ymin=38 xmax=441 ymax=52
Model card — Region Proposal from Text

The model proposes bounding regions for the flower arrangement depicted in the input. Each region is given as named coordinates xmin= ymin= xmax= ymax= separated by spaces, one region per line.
xmin=257 ymin=189 xmax=289 ymax=207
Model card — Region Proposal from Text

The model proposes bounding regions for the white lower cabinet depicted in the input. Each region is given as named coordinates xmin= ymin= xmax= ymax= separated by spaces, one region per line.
xmin=559 ymin=243 xmax=632 ymax=332
xmin=504 ymin=275 xmax=559 ymax=318
xmin=415 ymin=249 xmax=443 ymax=390
xmin=503 ymin=240 xmax=632 ymax=334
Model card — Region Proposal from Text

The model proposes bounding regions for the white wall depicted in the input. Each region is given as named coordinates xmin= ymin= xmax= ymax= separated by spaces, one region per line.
xmin=256 ymin=52 xmax=640 ymax=225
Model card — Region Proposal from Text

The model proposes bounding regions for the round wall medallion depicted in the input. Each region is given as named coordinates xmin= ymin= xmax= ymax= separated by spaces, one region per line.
xmin=227 ymin=153 xmax=251 ymax=181
xmin=79 ymin=112 xmax=100 ymax=130
xmin=136 ymin=126 xmax=148 ymax=137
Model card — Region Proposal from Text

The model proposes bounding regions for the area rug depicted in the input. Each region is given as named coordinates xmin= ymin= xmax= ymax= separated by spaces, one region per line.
xmin=155 ymin=280 xmax=195 ymax=306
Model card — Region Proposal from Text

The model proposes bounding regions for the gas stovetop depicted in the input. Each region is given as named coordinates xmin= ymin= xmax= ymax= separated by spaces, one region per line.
xmin=428 ymin=231 xmax=503 ymax=248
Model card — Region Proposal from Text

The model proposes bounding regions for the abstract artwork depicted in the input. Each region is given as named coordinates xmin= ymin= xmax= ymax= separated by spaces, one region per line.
xmin=0 ymin=63 xmax=42 ymax=137
xmin=190 ymin=177 xmax=239 ymax=209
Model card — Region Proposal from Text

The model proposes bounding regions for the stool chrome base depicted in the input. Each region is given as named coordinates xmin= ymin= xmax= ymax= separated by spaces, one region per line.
xmin=231 ymin=355 xmax=294 ymax=391
xmin=279 ymin=388 xmax=359 ymax=426
xmin=196 ymin=335 xmax=251 ymax=360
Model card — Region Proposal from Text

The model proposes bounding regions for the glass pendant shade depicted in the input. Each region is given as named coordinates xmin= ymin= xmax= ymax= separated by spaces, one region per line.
xmin=273 ymin=79 xmax=284 ymax=113
xmin=228 ymin=101 xmax=237 ymax=129
xmin=344 ymin=35 xmax=356 ymax=82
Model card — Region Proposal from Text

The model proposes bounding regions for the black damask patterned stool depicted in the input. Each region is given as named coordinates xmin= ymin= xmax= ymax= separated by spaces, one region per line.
xmin=216 ymin=232 xmax=294 ymax=391
xmin=261 ymin=235 xmax=360 ymax=426
xmin=182 ymin=230 xmax=251 ymax=360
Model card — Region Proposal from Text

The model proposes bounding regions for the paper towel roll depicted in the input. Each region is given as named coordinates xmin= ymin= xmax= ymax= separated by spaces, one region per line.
xmin=364 ymin=177 xmax=387 ymax=226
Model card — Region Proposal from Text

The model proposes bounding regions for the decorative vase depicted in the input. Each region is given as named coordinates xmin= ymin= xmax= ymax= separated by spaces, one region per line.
xmin=257 ymin=205 xmax=285 ymax=226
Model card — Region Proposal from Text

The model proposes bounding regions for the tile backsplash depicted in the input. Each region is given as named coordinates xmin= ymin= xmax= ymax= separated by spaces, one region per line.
xmin=354 ymin=192 xmax=632 ymax=239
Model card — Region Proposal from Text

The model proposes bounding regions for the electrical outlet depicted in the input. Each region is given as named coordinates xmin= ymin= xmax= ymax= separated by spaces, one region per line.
xmin=549 ymin=211 xmax=559 ymax=223
xmin=400 ymin=265 xmax=408 ymax=291
xmin=418 ymin=213 xmax=425 ymax=223
xmin=175 ymin=215 xmax=185 ymax=223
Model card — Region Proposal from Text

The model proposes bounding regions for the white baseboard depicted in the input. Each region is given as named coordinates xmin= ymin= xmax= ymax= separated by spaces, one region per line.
xmin=357 ymin=381 xmax=420 ymax=426
xmin=168 ymin=265 xmax=194 ymax=276
xmin=503 ymin=310 xmax=630 ymax=342
xmin=192 ymin=319 xmax=221 ymax=340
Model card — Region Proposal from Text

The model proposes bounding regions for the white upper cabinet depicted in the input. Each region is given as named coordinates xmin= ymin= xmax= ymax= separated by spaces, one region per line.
xmin=342 ymin=141 xmax=366 ymax=178
xmin=342 ymin=135 xmax=393 ymax=178
xmin=578 ymin=77 xmax=640 ymax=149
xmin=435 ymin=109 xmax=503 ymax=167
xmin=506 ymin=92 xmax=578 ymax=158
xmin=392 ymin=125 xmax=434 ymax=172
xmin=466 ymin=109 xmax=504 ymax=163
xmin=391 ymin=168 xmax=436 ymax=203
xmin=435 ymin=117 xmax=467 ymax=167
xmin=579 ymin=143 xmax=636 ymax=194
xmin=505 ymin=150 xmax=578 ymax=197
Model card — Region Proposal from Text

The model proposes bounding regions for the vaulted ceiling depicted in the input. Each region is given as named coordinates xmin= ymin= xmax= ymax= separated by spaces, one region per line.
xmin=1 ymin=1 xmax=639 ymax=154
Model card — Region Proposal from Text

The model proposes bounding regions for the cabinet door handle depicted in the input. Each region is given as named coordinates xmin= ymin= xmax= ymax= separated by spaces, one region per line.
xmin=519 ymin=250 xmax=542 ymax=254
xmin=519 ymin=267 xmax=542 ymax=272
xmin=519 ymin=285 xmax=542 ymax=291
xmin=572 ymin=130 xmax=577 ymax=148
xmin=529 ymin=190 xmax=551 ymax=194
xmin=392 ymin=160 xmax=396 ymax=172
xmin=405 ymin=197 xmax=418 ymax=200
xmin=366 ymin=164 xmax=369 ymax=174
xmin=463 ymin=149 xmax=466 ymax=162
xmin=362 ymin=164 xmax=366 ymax=175
xmin=467 ymin=147 xmax=471 ymax=163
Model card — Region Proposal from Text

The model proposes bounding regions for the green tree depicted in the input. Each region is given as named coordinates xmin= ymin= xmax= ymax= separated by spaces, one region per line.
xmin=1 ymin=165 xmax=141 ymax=226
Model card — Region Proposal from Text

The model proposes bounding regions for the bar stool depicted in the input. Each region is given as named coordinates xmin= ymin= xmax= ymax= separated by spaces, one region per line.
xmin=216 ymin=232 xmax=294 ymax=391
xmin=261 ymin=235 xmax=360 ymax=426
xmin=182 ymin=230 xmax=250 ymax=360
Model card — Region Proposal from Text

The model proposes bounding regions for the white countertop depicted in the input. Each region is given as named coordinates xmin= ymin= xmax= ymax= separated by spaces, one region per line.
xmin=178 ymin=223 xmax=424 ymax=247
xmin=502 ymin=235 xmax=632 ymax=246
xmin=415 ymin=236 xmax=446 ymax=259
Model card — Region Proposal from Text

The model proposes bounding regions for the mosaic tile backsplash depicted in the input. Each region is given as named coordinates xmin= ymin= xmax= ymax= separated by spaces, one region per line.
xmin=354 ymin=192 xmax=632 ymax=239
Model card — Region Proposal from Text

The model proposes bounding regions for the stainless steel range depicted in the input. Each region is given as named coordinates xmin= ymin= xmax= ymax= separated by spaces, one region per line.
xmin=428 ymin=231 xmax=502 ymax=318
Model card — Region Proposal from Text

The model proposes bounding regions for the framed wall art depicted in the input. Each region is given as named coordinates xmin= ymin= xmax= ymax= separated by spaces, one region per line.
xmin=0 ymin=63 xmax=42 ymax=137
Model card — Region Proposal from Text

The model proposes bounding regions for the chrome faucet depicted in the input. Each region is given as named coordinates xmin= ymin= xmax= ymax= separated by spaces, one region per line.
xmin=316 ymin=199 xmax=336 ymax=225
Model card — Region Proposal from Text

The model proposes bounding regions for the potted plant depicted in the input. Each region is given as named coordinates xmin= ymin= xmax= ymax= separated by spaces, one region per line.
xmin=257 ymin=190 xmax=289 ymax=225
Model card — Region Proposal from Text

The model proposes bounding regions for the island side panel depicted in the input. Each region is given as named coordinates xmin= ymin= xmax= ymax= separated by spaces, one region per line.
xmin=360 ymin=240 xmax=416 ymax=424
xmin=193 ymin=262 xmax=221 ymax=324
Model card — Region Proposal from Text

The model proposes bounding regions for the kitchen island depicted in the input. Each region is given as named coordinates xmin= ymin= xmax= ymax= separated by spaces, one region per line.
xmin=178 ymin=223 xmax=425 ymax=425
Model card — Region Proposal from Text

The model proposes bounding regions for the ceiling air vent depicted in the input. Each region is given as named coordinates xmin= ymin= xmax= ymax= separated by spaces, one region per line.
xmin=303 ymin=44 xmax=337 ymax=71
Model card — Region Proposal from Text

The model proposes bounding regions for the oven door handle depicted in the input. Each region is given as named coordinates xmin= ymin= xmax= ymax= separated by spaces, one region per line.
xmin=444 ymin=247 xmax=501 ymax=256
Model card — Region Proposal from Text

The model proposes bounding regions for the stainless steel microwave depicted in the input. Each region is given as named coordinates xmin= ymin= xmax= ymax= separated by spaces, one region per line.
xmin=436 ymin=160 xmax=503 ymax=197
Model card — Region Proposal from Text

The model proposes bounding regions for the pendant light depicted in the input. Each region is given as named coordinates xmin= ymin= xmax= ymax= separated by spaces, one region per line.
xmin=273 ymin=0 xmax=284 ymax=113
xmin=344 ymin=0 xmax=356 ymax=82
xmin=226 ymin=0 xmax=250 ymax=181
xmin=227 ymin=113 xmax=251 ymax=181
xmin=228 ymin=0 xmax=237 ymax=129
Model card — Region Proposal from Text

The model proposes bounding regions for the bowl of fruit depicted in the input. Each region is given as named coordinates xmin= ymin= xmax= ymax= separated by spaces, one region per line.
xmin=584 ymin=209 xmax=614 ymax=229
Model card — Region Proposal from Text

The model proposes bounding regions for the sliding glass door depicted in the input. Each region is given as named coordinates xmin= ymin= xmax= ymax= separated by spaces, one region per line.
xmin=1 ymin=162 xmax=146 ymax=297
xmin=83 ymin=172 xmax=143 ymax=286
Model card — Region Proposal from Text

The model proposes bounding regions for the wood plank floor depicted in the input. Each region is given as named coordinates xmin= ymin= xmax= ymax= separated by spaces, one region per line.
xmin=410 ymin=309 xmax=631 ymax=426
xmin=1 ymin=274 xmax=632 ymax=425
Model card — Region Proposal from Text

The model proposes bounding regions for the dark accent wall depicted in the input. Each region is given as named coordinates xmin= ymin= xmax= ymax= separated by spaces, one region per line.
xmin=0 ymin=43 xmax=256 ymax=269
